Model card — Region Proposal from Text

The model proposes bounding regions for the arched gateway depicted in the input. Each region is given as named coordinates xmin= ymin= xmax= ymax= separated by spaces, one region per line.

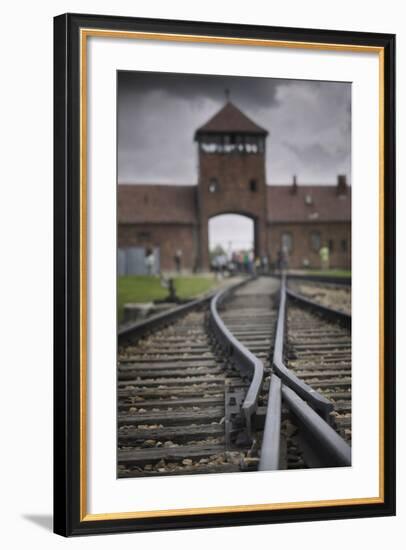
xmin=118 ymin=101 xmax=351 ymax=273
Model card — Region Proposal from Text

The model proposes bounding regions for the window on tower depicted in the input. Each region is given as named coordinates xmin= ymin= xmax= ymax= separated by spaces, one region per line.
xmin=249 ymin=179 xmax=257 ymax=192
xmin=137 ymin=231 xmax=151 ymax=242
xmin=208 ymin=178 xmax=219 ymax=193
xmin=199 ymin=134 xmax=263 ymax=154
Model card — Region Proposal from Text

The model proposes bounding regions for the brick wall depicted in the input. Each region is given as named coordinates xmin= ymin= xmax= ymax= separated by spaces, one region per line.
xmin=268 ymin=222 xmax=351 ymax=269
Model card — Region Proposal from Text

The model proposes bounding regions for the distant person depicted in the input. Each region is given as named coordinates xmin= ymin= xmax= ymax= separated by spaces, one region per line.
xmin=213 ymin=255 xmax=227 ymax=280
xmin=243 ymin=252 xmax=250 ymax=273
xmin=255 ymin=257 xmax=261 ymax=274
xmin=319 ymin=244 xmax=330 ymax=270
xmin=231 ymin=252 xmax=240 ymax=275
xmin=219 ymin=254 xmax=228 ymax=277
xmin=261 ymin=255 xmax=269 ymax=273
xmin=145 ymin=247 xmax=155 ymax=275
xmin=277 ymin=246 xmax=288 ymax=273
xmin=282 ymin=245 xmax=289 ymax=272
xmin=277 ymin=250 xmax=282 ymax=271
xmin=249 ymin=251 xmax=255 ymax=274
xmin=236 ymin=252 xmax=243 ymax=273
xmin=174 ymin=249 xmax=182 ymax=273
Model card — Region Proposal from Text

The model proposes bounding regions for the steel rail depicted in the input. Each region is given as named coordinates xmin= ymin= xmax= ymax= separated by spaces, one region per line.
xmin=258 ymin=374 xmax=282 ymax=470
xmin=259 ymin=276 xmax=333 ymax=470
xmin=118 ymin=292 xmax=214 ymax=345
xmin=286 ymin=287 xmax=351 ymax=329
xmin=210 ymin=279 xmax=264 ymax=439
xmin=282 ymin=385 xmax=351 ymax=467
xmin=286 ymin=273 xmax=351 ymax=287
xmin=259 ymin=380 xmax=351 ymax=470
xmin=273 ymin=276 xmax=334 ymax=421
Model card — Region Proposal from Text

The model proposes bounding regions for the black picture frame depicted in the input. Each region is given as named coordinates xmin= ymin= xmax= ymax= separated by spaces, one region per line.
xmin=54 ymin=12 xmax=396 ymax=536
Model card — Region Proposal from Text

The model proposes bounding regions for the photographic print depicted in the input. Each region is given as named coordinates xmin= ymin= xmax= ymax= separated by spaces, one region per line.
xmin=54 ymin=14 xmax=395 ymax=535
xmin=117 ymin=72 xmax=352 ymax=478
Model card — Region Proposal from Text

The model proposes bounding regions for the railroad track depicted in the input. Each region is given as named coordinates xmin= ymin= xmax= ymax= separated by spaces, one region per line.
xmin=117 ymin=279 xmax=264 ymax=478
xmin=117 ymin=275 xmax=351 ymax=478
xmin=288 ymin=279 xmax=351 ymax=316
xmin=285 ymin=303 xmax=352 ymax=443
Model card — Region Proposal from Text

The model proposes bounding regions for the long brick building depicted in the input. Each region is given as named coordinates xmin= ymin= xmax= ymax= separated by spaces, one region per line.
xmin=118 ymin=101 xmax=351 ymax=273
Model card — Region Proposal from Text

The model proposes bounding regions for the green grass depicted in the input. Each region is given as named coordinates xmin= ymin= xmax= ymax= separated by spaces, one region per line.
xmin=117 ymin=275 xmax=218 ymax=321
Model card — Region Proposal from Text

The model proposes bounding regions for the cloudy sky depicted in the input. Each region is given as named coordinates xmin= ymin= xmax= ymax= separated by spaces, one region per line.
xmin=117 ymin=71 xmax=351 ymax=185
xmin=117 ymin=71 xmax=351 ymax=251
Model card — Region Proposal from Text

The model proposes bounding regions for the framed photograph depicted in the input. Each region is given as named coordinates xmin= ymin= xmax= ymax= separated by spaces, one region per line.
xmin=54 ymin=13 xmax=395 ymax=536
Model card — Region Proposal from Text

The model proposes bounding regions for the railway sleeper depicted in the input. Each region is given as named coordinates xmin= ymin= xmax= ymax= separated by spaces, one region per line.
xmin=117 ymin=444 xmax=245 ymax=467
xmin=118 ymin=367 xmax=226 ymax=379
xmin=118 ymin=407 xmax=225 ymax=427
xmin=118 ymin=396 xmax=224 ymax=409
xmin=118 ymin=423 xmax=225 ymax=443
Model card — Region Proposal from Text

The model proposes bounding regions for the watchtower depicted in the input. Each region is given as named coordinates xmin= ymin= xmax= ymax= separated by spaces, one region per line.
xmin=194 ymin=100 xmax=269 ymax=270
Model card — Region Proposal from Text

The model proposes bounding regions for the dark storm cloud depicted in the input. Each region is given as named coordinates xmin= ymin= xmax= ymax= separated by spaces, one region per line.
xmin=117 ymin=71 xmax=351 ymax=185
xmin=118 ymin=71 xmax=280 ymax=106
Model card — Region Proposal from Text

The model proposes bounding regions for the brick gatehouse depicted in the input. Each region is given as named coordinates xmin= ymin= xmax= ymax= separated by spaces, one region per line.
xmin=118 ymin=101 xmax=351 ymax=273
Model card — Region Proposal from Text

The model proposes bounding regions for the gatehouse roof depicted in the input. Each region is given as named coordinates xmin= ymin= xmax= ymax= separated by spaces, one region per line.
xmin=195 ymin=101 xmax=268 ymax=137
